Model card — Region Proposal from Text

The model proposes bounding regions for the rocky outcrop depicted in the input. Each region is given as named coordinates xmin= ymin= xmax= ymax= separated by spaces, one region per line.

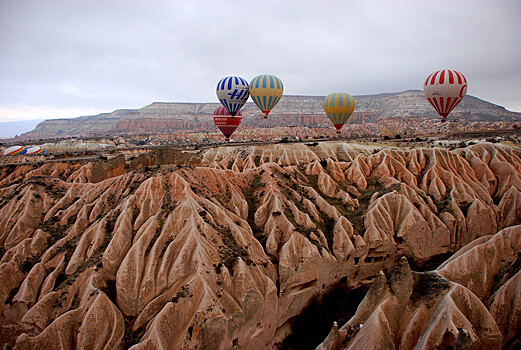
xmin=317 ymin=225 xmax=521 ymax=350
xmin=0 ymin=142 xmax=520 ymax=349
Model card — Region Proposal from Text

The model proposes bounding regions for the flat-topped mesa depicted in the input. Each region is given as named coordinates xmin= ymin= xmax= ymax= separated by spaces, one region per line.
xmin=0 ymin=142 xmax=520 ymax=349
xmin=17 ymin=92 xmax=521 ymax=140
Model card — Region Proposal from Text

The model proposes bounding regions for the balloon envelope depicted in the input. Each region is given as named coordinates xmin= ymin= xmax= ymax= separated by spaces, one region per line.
xmin=26 ymin=146 xmax=45 ymax=154
xmin=216 ymin=76 xmax=249 ymax=116
xmin=213 ymin=105 xmax=242 ymax=117
xmin=323 ymin=92 xmax=356 ymax=133
xmin=213 ymin=106 xmax=242 ymax=141
xmin=423 ymin=69 xmax=467 ymax=122
xmin=249 ymin=75 xmax=283 ymax=118
xmin=3 ymin=146 xmax=27 ymax=155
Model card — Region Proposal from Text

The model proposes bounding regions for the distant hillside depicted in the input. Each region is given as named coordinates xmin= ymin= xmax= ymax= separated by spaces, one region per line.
xmin=16 ymin=91 xmax=521 ymax=140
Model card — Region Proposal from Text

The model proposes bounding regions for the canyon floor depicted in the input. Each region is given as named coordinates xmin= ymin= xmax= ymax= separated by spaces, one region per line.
xmin=0 ymin=140 xmax=520 ymax=349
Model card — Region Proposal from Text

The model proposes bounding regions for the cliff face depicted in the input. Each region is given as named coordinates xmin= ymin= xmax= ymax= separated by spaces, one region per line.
xmin=20 ymin=91 xmax=521 ymax=140
xmin=0 ymin=142 xmax=520 ymax=349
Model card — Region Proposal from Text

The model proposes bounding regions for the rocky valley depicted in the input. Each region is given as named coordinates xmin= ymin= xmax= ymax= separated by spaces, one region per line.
xmin=0 ymin=141 xmax=520 ymax=349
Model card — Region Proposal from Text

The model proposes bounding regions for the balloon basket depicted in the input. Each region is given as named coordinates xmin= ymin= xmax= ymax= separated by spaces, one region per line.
xmin=336 ymin=130 xmax=341 ymax=135
xmin=263 ymin=116 xmax=268 ymax=119
xmin=225 ymin=138 xmax=230 ymax=142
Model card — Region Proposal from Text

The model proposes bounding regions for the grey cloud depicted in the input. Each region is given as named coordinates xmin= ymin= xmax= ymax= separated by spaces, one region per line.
xmin=1 ymin=0 xmax=520 ymax=116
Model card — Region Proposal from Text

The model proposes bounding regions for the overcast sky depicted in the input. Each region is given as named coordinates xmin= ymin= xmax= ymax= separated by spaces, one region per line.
xmin=1 ymin=0 xmax=520 ymax=122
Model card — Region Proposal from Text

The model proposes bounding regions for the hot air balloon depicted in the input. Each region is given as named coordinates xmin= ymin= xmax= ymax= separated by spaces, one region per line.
xmin=323 ymin=92 xmax=356 ymax=134
xmin=26 ymin=146 xmax=45 ymax=154
xmin=216 ymin=76 xmax=249 ymax=116
xmin=249 ymin=74 xmax=283 ymax=119
xmin=213 ymin=106 xmax=242 ymax=141
xmin=3 ymin=146 xmax=27 ymax=155
xmin=423 ymin=69 xmax=467 ymax=122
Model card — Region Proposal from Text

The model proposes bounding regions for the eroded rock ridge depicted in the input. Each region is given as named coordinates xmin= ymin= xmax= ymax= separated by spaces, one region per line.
xmin=0 ymin=142 xmax=520 ymax=349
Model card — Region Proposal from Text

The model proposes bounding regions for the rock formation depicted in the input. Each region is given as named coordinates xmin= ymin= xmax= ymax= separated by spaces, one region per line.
xmin=16 ymin=91 xmax=521 ymax=140
xmin=317 ymin=225 xmax=521 ymax=349
xmin=0 ymin=142 xmax=520 ymax=349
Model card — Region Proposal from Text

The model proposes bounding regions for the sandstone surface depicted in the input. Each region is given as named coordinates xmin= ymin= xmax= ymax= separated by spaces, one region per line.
xmin=317 ymin=225 xmax=521 ymax=350
xmin=0 ymin=142 xmax=520 ymax=349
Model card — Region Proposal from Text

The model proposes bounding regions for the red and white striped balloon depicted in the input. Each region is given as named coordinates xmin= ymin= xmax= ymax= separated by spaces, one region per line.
xmin=423 ymin=69 xmax=467 ymax=122
xmin=213 ymin=105 xmax=242 ymax=117
xmin=213 ymin=106 xmax=242 ymax=141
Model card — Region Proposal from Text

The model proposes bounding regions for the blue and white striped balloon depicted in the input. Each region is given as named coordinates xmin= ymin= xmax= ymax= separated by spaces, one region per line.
xmin=216 ymin=76 xmax=249 ymax=116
